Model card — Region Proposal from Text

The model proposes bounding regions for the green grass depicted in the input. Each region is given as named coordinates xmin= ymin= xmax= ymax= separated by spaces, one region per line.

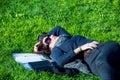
xmin=0 ymin=0 xmax=120 ymax=80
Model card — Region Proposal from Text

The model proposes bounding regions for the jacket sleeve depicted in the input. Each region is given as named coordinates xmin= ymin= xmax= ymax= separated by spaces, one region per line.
xmin=51 ymin=47 xmax=76 ymax=66
xmin=47 ymin=26 xmax=71 ymax=36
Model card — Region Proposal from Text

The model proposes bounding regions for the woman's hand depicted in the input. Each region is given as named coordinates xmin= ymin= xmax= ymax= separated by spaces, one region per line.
xmin=74 ymin=41 xmax=99 ymax=54
xmin=80 ymin=41 xmax=99 ymax=51
xmin=34 ymin=42 xmax=40 ymax=53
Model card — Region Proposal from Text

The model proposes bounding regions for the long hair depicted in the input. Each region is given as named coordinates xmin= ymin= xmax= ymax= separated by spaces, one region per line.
xmin=35 ymin=32 xmax=51 ymax=56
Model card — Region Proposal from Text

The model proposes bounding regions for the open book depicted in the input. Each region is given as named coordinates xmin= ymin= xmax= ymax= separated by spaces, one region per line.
xmin=12 ymin=53 xmax=52 ymax=70
xmin=12 ymin=53 xmax=82 ymax=75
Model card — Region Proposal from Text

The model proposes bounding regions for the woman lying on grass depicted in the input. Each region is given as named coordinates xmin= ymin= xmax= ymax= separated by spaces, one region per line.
xmin=34 ymin=26 xmax=120 ymax=80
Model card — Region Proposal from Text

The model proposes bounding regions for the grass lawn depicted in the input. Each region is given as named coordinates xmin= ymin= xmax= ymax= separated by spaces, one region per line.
xmin=0 ymin=0 xmax=120 ymax=80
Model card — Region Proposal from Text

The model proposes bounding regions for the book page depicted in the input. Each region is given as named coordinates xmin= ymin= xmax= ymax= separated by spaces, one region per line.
xmin=13 ymin=53 xmax=51 ymax=63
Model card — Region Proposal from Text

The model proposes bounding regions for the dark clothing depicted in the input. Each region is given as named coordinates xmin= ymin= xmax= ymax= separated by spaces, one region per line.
xmin=47 ymin=26 xmax=93 ymax=66
xmin=86 ymin=42 xmax=120 ymax=80
xmin=28 ymin=60 xmax=79 ymax=76
xmin=46 ymin=26 xmax=120 ymax=80
xmin=64 ymin=59 xmax=91 ymax=74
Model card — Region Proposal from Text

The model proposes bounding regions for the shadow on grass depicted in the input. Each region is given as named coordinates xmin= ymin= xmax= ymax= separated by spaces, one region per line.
xmin=0 ymin=71 xmax=13 ymax=80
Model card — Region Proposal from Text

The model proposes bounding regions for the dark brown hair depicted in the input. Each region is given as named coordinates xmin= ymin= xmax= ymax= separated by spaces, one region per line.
xmin=35 ymin=32 xmax=51 ymax=56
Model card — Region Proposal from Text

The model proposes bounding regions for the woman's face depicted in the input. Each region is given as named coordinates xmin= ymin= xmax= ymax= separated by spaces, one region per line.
xmin=42 ymin=35 xmax=58 ymax=50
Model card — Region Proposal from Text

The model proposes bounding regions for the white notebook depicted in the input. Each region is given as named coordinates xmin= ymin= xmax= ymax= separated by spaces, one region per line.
xmin=12 ymin=53 xmax=51 ymax=70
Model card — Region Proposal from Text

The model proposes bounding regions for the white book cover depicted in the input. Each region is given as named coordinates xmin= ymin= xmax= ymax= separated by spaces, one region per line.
xmin=12 ymin=53 xmax=51 ymax=70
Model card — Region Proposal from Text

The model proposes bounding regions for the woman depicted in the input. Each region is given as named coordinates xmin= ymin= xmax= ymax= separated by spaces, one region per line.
xmin=34 ymin=26 xmax=120 ymax=80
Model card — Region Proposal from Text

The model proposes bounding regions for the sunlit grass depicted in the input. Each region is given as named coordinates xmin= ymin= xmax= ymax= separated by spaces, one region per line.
xmin=0 ymin=0 xmax=120 ymax=80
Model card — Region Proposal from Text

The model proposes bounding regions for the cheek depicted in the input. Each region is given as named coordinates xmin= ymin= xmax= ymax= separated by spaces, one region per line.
xmin=50 ymin=40 xmax=54 ymax=46
xmin=49 ymin=40 xmax=55 ymax=47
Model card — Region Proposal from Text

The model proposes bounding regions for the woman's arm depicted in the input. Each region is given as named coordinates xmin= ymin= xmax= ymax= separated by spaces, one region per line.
xmin=51 ymin=41 xmax=99 ymax=66
xmin=74 ymin=41 xmax=99 ymax=54
xmin=47 ymin=26 xmax=71 ymax=36
xmin=51 ymin=47 xmax=76 ymax=66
